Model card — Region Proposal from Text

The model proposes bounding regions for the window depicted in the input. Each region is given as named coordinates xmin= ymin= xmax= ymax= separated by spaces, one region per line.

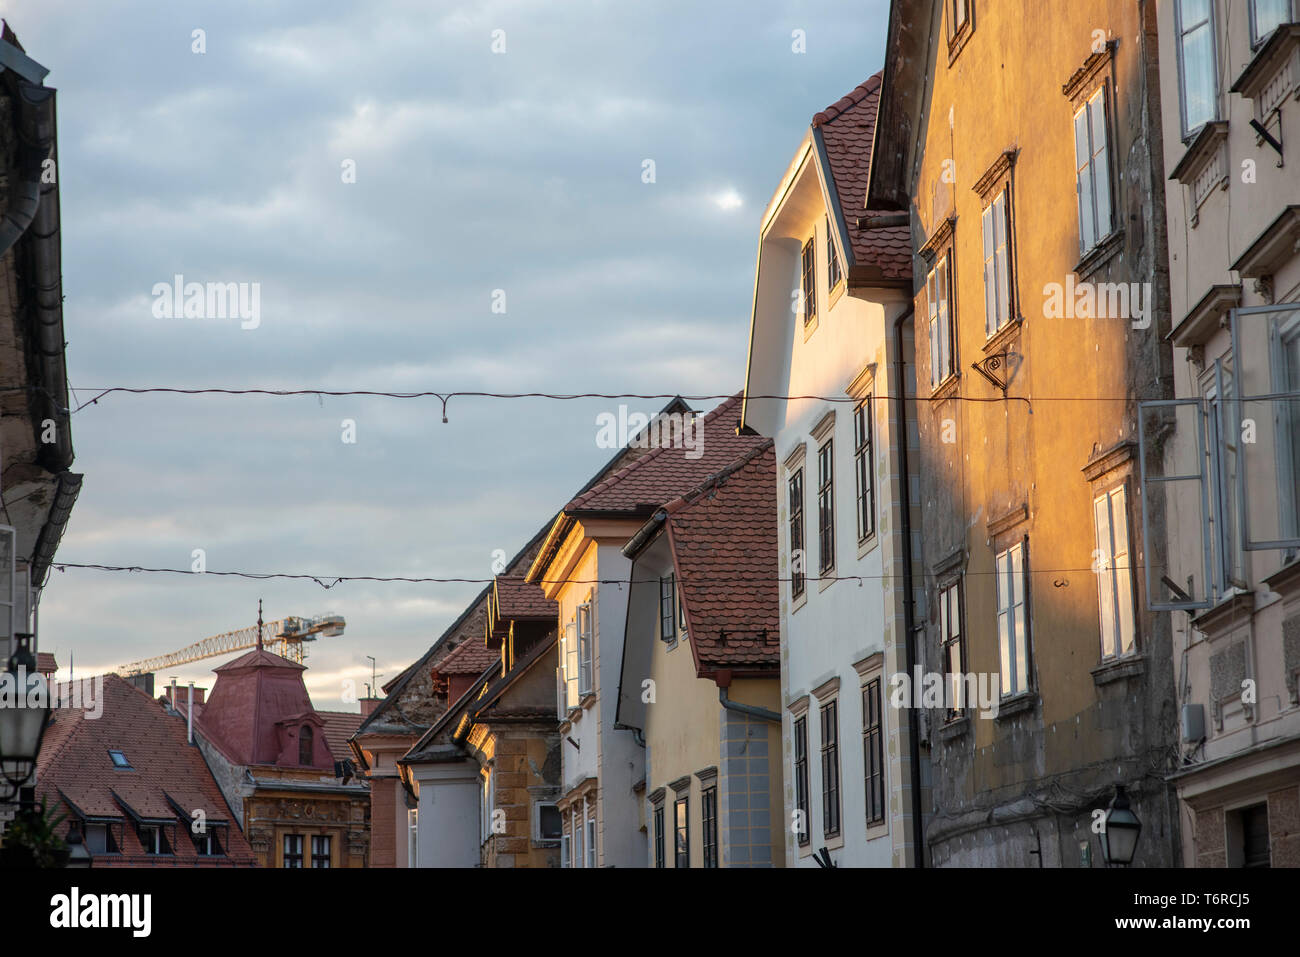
xmin=951 ymin=0 xmax=970 ymax=32
xmin=660 ymin=573 xmax=677 ymax=642
xmin=1176 ymin=0 xmax=1219 ymax=138
xmin=298 ymin=725 xmax=314 ymax=766
xmin=677 ymin=585 xmax=688 ymax=641
xmin=1073 ymin=87 xmax=1113 ymax=256
xmin=939 ymin=580 xmax=965 ymax=718
xmin=653 ymin=804 xmax=665 ymax=868
xmin=108 ymin=749 xmax=131 ymax=769
xmin=311 ymin=835 xmax=331 ymax=868
xmin=996 ymin=541 xmax=1031 ymax=697
xmin=573 ymin=808 xmax=585 ymax=868
xmin=284 ymin=834 xmax=304 ymax=868
xmin=701 ymin=787 xmax=718 ymax=868
xmin=1205 ymin=363 xmax=1243 ymax=591
xmin=194 ymin=828 xmax=222 ymax=856
xmin=801 ymin=238 xmax=816 ymax=325
xmin=558 ymin=617 xmax=579 ymax=714
xmin=981 ymin=188 xmax=1013 ymax=336
xmin=854 ymin=400 xmax=875 ymax=541
xmin=818 ymin=442 xmax=835 ymax=574
xmin=1232 ymin=804 xmax=1271 ymax=867
xmin=826 ymin=217 xmax=842 ymax=290
xmin=927 ymin=254 xmax=956 ymax=387
xmin=577 ymin=600 xmax=593 ymax=695
xmin=562 ymin=825 xmax=571 ymax=868
xmin=537 ymin=802 xmax=562 ymax=842
xmin=789 ymin=469 xmax=806 ymax=599
xmin=820 ymin=700 xmax=841 ymax=838
xmin=84 ymin=823 xmax=116 ymax=854
xmin=862 ymin=680 xmax=885 ymax=826
xmin=408 ymin=808 xmax=419 ymax=868
xmin=480 ymin=772 xmax=493 ymax=844
xmin=139 ymin=825 xmax=168 ymax=856
xmin=674 ymin=797 xmax=689 ymax=867
xmin=1094 ymin=486 xmax=1136 ymax=660
xmin=793 ymin=715 xmax=810 ymax=847
xmin=1251 ymin=0 xmax=1292 ymax=47
xmin=586 ymin=804 xmax=596 ymax=868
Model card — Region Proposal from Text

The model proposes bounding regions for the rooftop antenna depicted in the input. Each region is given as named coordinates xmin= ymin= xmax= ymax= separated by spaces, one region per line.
xmin=366 ymin=655 xmax=377 ymax=696
xmin=256 ymin=598 xmax=264 ymax=651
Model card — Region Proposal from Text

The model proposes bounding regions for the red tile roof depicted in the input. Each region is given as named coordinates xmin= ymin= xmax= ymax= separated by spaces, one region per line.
xmin=812 ymin=72 xmax=912 ymax=282
xmin=435 ymin=637 xmax=500 ymax=676
xmin=565 ymin=395 xmax=767 ymax=515
xmin=35 ymin=674 xmax=257 ymax=866
xmin=36 ymin=652 xmax=57 ymax=675
xmin=494 ymin=577 xmax=556 ymax=619
xmin=664 ymin=442 xmax=781 ymax=673
xmin=316 ymin=710 xmax=364 ymax=763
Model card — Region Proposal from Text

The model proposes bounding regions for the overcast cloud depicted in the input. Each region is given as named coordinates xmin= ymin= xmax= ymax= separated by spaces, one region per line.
xmin=9 ymin=0 xmax=889 ymax=707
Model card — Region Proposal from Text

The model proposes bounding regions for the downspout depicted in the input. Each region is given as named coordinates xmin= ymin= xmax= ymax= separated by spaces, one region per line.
xmin=893 ymin=303 xmax=925 ymax=868
xmin=715 ymin=670 xmax=780 ymax=723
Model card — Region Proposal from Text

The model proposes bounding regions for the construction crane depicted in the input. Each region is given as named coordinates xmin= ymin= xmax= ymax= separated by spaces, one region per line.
xmin=120 ymin=609 xmax=345 ymax=676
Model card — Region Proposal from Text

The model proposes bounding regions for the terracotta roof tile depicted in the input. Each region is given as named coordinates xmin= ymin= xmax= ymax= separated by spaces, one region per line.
xmin=494 ymin=577 xmax=555 ymax=620
xmin=665 ymin=442 xmax=780 ymax=672
xmin=36 ymin=652 xmax=57 ymax=674
xmin=813 ymin=72 xmax=912 ymax=282
xmin=35 ymin=674 xmax=257 ymax=866
xmin=565 ymin=394 xmax=766 ymax=515
xmin=434 ymin=637 xmax=499 ymax=676
xmin=316 ymin=710 xmax=364 ymax=763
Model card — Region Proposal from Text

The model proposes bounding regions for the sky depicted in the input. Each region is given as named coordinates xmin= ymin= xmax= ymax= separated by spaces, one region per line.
xmin=9 ymin=0 xmax=890 ymax=709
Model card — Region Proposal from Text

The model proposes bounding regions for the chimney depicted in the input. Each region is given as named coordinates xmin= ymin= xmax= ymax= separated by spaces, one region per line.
xmin=187 ymin=682 xmax=194 ymax=744
xmin=360 ymin=697 xmax=382 ymax=718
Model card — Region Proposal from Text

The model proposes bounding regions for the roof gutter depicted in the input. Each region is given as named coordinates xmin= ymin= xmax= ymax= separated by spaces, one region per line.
xmin=715 ymin=670 xmax=780 ymax=723
xmin=892 ymin=302 xmax=925 ymax=868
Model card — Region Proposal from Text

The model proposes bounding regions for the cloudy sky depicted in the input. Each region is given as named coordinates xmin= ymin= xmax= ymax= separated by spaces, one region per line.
xmin=10 ymin=0 xmax=889 ymax=708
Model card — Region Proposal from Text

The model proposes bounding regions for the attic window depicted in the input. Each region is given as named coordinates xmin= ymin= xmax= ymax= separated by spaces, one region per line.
xmin=108 ymin=749 xmax=132 ymax=769
xmin=299 ymin=725 xmax=314 ymax=765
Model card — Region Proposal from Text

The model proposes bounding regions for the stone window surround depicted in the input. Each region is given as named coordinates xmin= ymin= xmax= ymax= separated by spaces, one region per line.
xmin=1082 ymin=442 xmax=1144 ymax=676
xmin=852 ymin=653 xmax=889 ymax=841
xmin=972 ymin=149 xmax=1023 ymax=347
xmin=810 ymin=676 xmax=844 ymax=850
xmin=1063 ymin=39 xmax=1123 ymax=269
xmin=784 ymin=444 xmax=809 ymax=615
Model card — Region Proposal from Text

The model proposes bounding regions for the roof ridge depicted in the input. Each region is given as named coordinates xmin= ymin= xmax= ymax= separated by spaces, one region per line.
xmin=812 ymin=71 xmax=883 ymax=127
xmin=664 ymin=439 xmax=774 ymax=516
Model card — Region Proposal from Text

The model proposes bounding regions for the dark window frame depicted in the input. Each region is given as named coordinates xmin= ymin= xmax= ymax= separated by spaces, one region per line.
xmin=801 ymin=238 xmax=817 ymax=326
xmin=862 ymin=679 xmax=885 ymax=826
xmin=653 ymin=804 xmax=665 ymax=868
xmin=826 ymin=217 xmax=842 ymax=291
xmin=818 ymin=441 xmax=835 ymax=574
xmin=674 ymin=797 xmax=690 ymax=868
xmin=789 ymin=468 xmax=806 ymax=599
xmin=298 ymin=725 xmax=314 ymax=766
xmin=701 ymin=787 xmax=718 ymax=868
xmin=311 ymin=834 xmax=331 ymax=868
xmin=284 ymin=833 xmax=304 ymax=868
xmin=793 ymin=715 xmax=810 ymax=847
xmin=854 ymin=400 xmax=875 ymax=542
xmin=820 ymin=699 xmax=841 ymax=839
xmin=660 ymin=573 xmax=676 ymax=642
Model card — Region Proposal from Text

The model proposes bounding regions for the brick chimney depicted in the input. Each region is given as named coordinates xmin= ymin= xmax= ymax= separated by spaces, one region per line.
xmin=359 ymin=697 xmax=383 ymax=718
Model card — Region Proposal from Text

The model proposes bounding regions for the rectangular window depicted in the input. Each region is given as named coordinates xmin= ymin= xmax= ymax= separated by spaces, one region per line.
xmin=408 ymin=808 xmax=418 ymax=868
xmin=674 ymin=797 xmax=689 ymax=868
xmin=862 ymin=680 xmax=885 ymax=826
xmin=939 ymin=579 xmax=965 ymax=718
xmin=820 ymin=700 xmax=841 ymax=838
xmin=140 ymin=825 xmax=167 ymax=856
xmin=562 ymin=828 xmax=571 ymax=868
xmin=826 ymin=217 xmax=842 ymax=290
xmin=1094 ymin=486 xmax=1136 ymax=660
xmin=952 ymin=0 xmax=970 ymax=31
xmin=701 ymin=787 xmax=718 ymax=868
xmin=1251 ymin=0 xmax=1292 ymax=46
xmin=818 ymin=442 xmax=835 ymax=574
xmin=283 ymin=834 xmax=303 ymax=868
xmin=996 ymin=541 xmax=1031 ymax=696
xmin=586 ymin=807 xmax=596 ymax=868
xmin=1176 ymin=0 xmax=1218 ymax=138
xmin=793 ymin=715 xmax=810 ymax=847
xmin=563 ymin=619 xmax=579 ymax=710
xmin=660 ymin=573 xmax=676 ymax=641
xmin=537 ymin=802 xmax=562 ymax=842
xmin=573 ymin=809 xmax=584 ymax=868
xmin=577 ymin=600 xmax=593 ymax=695
xmin=1074 ymin=87 xmax=1113 ymax=256
xmin=801 ymin=238 xmax=817 ymax=325
xmin=85 ymin=823 xmax=111 ymax=855
xmin=981 ymin=188 xmax=1013 ymax=337
xmin=653 ymin=804 xmax=665 ymax=868
xmin=311 ymin=835 xmax=331 ymax=868
xmin=928 ymin=254 xmax=955 ymax=387
xmin=854 ymin=400 xmax=875 ymax=541
xmin=789 ymin=469 xmax=806 ymax=599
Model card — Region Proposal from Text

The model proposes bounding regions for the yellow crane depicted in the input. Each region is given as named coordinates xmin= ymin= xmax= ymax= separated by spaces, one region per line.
xmin=120 ymin=607 xmax=345 ymax=676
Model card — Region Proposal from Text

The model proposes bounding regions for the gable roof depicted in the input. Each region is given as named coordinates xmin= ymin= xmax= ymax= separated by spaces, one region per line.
xmin=664 ymin=441 xmax=781 ymax=674
xmin=812 ymin=72 xmax=912 ymax=283
xmin=35 ymin=674 xmax=257 ymax=866
xmin=435 ymin=636 xmax=500 ymax=676
xmin=316 ymin=710 xmax=364 ymax=763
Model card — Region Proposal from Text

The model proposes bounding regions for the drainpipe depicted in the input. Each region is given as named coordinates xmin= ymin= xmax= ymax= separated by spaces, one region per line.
xmin=893 ymin=303 xmax=925 ymax=868
xmin=715 ymin=670 xmax=780 ymax=723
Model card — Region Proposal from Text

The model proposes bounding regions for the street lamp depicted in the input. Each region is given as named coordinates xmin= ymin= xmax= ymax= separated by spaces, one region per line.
xmin=64 ymin=826 xmax=92 ymax=869
xmin=0 ymin=634 xmax=52 ymax=802
xmin=1099 ymin=784 xmax=1142 ymax=867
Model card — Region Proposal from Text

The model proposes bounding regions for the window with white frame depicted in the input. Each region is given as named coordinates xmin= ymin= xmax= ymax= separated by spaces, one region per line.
xmin=789 ymin=469 xmax=806 ymax=599
xmin=557 ymin=617 xmax=579 ymax=715
xmin=561 ymin=822 xmax=571 ymax=867
xmin=817 ymin=441 xmax=835 ymax=574
xmin=660 ymin=573 xmax=676 ymax=642
xmin=573 ymin=806 xmax=585 ymax=867
xmin=801 ymin=238 xmax=817 ymax=326
xmin=981 ymin=188 xmax=1014 ymax=337
xmin=928 ymin=254 xmax=956 ymax=387
xmin=995 ymin=540 xmax=1031 ymax=696
xmin=1093 ymin=485 xmax=1136 ymax=660
xmin=1176 ymin=0 xmax=1219 ymax=138
xmin=407 ymin=808 xmax=418 ymax=867
xmin=1251 ymin=0 xmax=1293 ymax=47
xmin=826 ymin=216 xmax=842 ymax=290
xmin=939 ymin=578 xmax=965 ymax=718
xmin=1204 ymin=362 xmax=1243 ymax=592
xmin=585 ymin=803 xmax=596 ymax=868
xmin=1073 ymin=86 xmax=1113 ymax=256
xmin=577 ymin=599 xmax=593 ymax=695
xmin=854 ymin=399 xmax=876 ymax=542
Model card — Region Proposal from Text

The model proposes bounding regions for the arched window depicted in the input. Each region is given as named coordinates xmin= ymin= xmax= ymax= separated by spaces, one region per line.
xmin=299 ymin=725 xmax=314 ymax=765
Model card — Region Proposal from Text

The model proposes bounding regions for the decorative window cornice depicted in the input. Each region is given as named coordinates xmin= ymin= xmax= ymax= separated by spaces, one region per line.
xmin=1169 ymin=283 xmax=1240 ymax=348
xmin=787 ymin=692 xmax=810 ymax=716
xmin=1082 ymin=440 xmax=1137 ymax=483
xmin=811 ymin=675 xmax=841 ymax=701
xmin=648 ymin=786 xmax=666 ymax=807
xmin=668 ymin=775 xmax=692 ymax=796
xmin=1062 ymin=38 xmax=1117 ymax=103
xmin=845 ymin=363 xmax=877 ymax=400
xmin=784 ymin=441 xmax=808 ymax=471
xmin=851 ymin=651 xmax=884 ymax=679
xmin=972 ymin=149 xmax=1018 ymax=200
xmin=1232 ymin=205 xmax=1300 ymax=279
xmin=694 ymin=766 xmax=718 ymax=786
xmin=811 ymin=409 xmax=836 ymax=443
xmin=920 ymin=215 xmax=957 ymax=264
xmin=932 ymin=546 xmax=967 ymax=581
xmin=986 ymin=503 xmax=1029 ymax=538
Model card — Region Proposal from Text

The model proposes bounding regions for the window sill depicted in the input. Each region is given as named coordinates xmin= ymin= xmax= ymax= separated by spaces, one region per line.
xmin=580 ymin=693 xmax=597 ymax=712
xmin=1091 ymin=654 xmax=1144 ymax=687
xmin=929 ymin=371 xmax=961 ymax=402
xmin=817 ymin=570 xmax=837 ymax=594
xmin=790 ymin=589 xmax=808 ymax=614
xmin=821 ymin=832 xmax=845 ymax=851
xmin=828 ymin=278 xmax=846 ymax=312
xmin=857 ymin=533 xmax=879 ymax=561
xmin=802 ymin=314 xmax=820 ymax=343
xmin=864 ymin=820 xmax=889 ymax=842
xmin=937 ymin=715 xmax=970 ymax=742
xmin=982 ymin=316 xmax=1022 ymax=357
xmin=947 ymin=20 xmax=974 ymax=66
xmin=1073 ymin=230 xmax=1125 ymax=283
xmin=994 ymin=691 xmax=1037 ymax=720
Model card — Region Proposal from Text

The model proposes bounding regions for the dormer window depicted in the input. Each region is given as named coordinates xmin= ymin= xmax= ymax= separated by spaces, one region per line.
xmin=108 ymin=749 xmax=132 ymax=769
xmin=298 ymin=725 xmax=314 ymax=765
xmin=139 ymin=824 xmax=170 ymax=856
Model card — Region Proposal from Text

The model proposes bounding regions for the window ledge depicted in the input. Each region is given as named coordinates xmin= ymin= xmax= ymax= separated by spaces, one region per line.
xmin=1073 ymin=230 xmax=1125 ymax=282
xmin=982 ymin=316 xmax=1022 ymax=356
xmin=929 ymin=371 xmax=962 ymax=402
xmin=937 ymin=715 xmax=970 ymax=742
xmin=994 ymin=691 xmax=1038 ymax=720
xmin=1168 ymin=283 xmax=1240 ymax=348
xmin=1190 ymin=589 xmax=1256 ymax=636
xmin=947 ymin=19 xmax=974 ymax=66
xmin=580 ymin=693 xmax=597 ymax=712
xmin=802 ymin=314 xmax=820 ymax=343
xmin=790 ymin=590 xmax=808 ymax=614
xmin=1230 ymin=23 xmax=1300 ymax=109
xmin=857 ymin=533 xmax=879 ymax=561
xmin=1091 ymin=654 xmax=1145 ymax=687
xmin=817 ymin=570 xmax=837 ymax=594
xmin=821 ymin=832 xmax=845 ymax=851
